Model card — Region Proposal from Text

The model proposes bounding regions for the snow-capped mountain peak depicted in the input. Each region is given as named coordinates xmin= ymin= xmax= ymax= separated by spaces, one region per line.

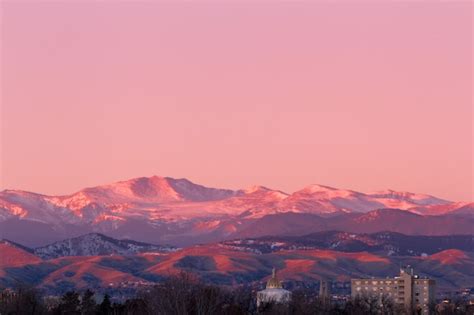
xmin=301 ymin=184 xmax=338 ymax=193
xmin=0 ymin=176 xmax=469 ymax=248
xmin=242 ymin=185 xmax=289 ymax=199
xmin=368 ymin=189 xmax=451 ymax=206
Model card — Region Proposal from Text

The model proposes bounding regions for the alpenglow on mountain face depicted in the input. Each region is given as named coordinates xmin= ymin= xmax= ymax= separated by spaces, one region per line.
xmin=2 ymin=234 xmax=474 ymax=293
xmin=0 ymin=176 xmax=471 ymax=247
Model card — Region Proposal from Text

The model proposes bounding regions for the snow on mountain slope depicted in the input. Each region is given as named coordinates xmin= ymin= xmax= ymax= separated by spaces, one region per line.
xmin=0 ymin=176 xmax=467 ymax=247
xmin=368 ymin=189 xmax=450 ymax=206
xmin=277 ymin=184 xmax=452 ymax=215
xmin=46 ymin=176 xmax=237 ymax=212
xmin=280 ymin=184 xmax=385 ymax=214
xmin=0 ymin=177 xmax=241 ymax=227
xmin=212 ymin=185 xmax=289 ymax=218
xmin=0 ymin=190 xmax=82 ymax=225
xmin=0 ymin=177 xmax=457 ymax=224
xmin=34 ymin=233 xmax=176 ymax=260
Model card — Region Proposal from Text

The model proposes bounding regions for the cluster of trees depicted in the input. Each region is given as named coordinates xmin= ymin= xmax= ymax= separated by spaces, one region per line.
xmin=0 ymin=287 xmax=116 ymax=315
xmin=259 ymin=293 xmax=418 ymax=315
xmin=0 ymin=274 xmax=471 ymax=315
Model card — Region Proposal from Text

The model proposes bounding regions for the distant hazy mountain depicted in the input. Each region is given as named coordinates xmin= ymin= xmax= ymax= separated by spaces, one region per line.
xmin=449 ymin=202 xmax=474 ymax=217
xmin=0 ymin=176 xmax=471 ymax=247
xmin=222 ymin=231 xmax=474 ymax=256
xmin=232 ymin=209 xmax=474 ymax=239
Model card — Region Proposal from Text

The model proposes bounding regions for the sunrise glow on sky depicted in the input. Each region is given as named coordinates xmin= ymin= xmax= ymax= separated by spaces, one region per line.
xmin=1 ymin=2 xmax=472 ymax=201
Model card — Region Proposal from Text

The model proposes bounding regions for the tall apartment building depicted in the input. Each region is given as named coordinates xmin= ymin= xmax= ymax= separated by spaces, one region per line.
xmin=351 ymin=268 xmax=436 ymax=314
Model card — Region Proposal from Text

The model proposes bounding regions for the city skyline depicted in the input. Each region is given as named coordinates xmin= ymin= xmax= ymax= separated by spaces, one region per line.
xmin=0 ymin=2 xmax=473 ymax=309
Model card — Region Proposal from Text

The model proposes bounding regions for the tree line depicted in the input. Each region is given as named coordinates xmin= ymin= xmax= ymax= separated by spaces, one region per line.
xmin=0 ymin=273 xmax=470 ymax=315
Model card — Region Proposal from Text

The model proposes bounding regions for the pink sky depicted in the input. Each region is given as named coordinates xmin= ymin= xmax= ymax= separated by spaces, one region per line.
xmin=1 ymin=2 xmax=472 ymax=201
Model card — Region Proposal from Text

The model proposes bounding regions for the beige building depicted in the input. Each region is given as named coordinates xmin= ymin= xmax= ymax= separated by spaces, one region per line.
xmin=351 ymin=268 xmax=436 ymax=314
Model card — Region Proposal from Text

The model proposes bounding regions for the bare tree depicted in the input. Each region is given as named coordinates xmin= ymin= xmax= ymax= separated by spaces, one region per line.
xmin=0 ymin=287 xmax=45 ymax=315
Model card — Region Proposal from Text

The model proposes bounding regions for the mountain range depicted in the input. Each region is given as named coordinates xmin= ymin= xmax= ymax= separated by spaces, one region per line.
xmin=222 ymin=231 xmax=474 ymax=256
xmin=0 ymin=176 xmax=472 ymax=247
xmin=1 ymin=232 xmax=473 ymax=293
